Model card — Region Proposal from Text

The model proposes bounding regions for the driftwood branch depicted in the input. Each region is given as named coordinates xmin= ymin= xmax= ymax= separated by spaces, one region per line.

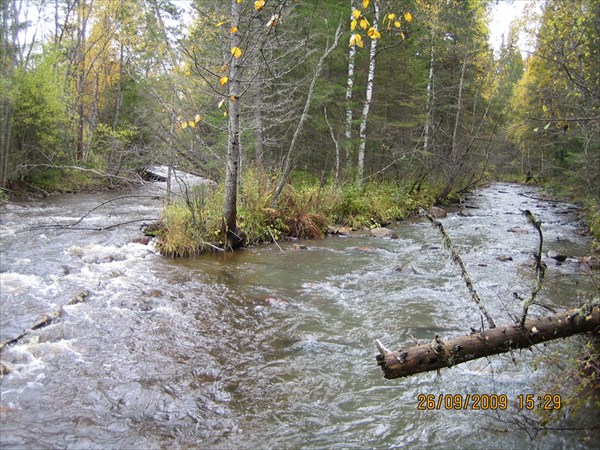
xmin=0 ymin=291 xmax=89 ymax=352
xmin=376 ymin=300 xmax=600 ymax=379
xmin=421 ymin=209 xmax=496 ymax=328
xmin=520 ymin=209 xmax=546 ymax=328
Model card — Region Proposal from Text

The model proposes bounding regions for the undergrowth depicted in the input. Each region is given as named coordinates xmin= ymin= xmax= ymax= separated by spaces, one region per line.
xmin=155 ymin=170 xmax=436 ymax=257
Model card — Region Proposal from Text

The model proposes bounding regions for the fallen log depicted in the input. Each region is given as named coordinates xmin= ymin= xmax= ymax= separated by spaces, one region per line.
xmin=376 ymin=302 xmax=600 ymax=379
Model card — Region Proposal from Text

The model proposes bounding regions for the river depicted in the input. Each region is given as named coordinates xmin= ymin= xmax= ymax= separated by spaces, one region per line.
xmin=0 ymin=182 xmax=598 ymax=449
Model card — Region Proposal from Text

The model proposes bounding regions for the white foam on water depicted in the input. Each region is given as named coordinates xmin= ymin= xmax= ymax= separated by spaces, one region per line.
xmin=0 ymin=273 xmax=42 ymax=295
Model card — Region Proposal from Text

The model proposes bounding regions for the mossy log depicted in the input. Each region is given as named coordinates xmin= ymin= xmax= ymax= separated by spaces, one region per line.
xmin=376 ymin=304 xmax=600 ymax=379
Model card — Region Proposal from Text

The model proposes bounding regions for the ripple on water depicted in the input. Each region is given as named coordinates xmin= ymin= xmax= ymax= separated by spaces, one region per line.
xmin=0 ymin=183 xmax=598 ymax=449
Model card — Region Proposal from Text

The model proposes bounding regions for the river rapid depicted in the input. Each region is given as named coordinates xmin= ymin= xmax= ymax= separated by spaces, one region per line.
xmin=0 ymin=182 xmax=598 ymax=449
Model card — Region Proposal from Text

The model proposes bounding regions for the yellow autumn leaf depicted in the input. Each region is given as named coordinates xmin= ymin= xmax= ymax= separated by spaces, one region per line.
xmin=368 ymin=27 xmax=381 ymax=39
xmin=351 ymin=19 xmax=357 ymax=30
xmin=394 ymin=20 xmax=401 ymax=28
xmin=230 ymin=95 xmax=236 ymax=102
xmin=224 ymin=111 xmax=228 ymax=117
xmin=362 ymin=0 xmax=369 ymax=8
xmin=216 ymin=20 xmax=228 ymax=27
xmin=189 ymin=121 xmax=195 ymax=128
xmin=360 ymin=18 xmax=369 ymax=30
xmin=220 ymin=63 xmax=228 ymax=72
xmin=349 ymin=33 xmax=363 ymax=48
xmin=404 ymin=12 xmax=412 ymax=22
xmin=182 ymin=121 xmax=188 ymax=129
xmin=254 ymin=0 xmax=265 ymax=10
xmin=195 ymin=114 xmax=201 ymax=123
xmin=231 ymin=47 xmax=243 ymax=58
xmin=230 ymin=26 xmax=239 ymax=33
xmin=219 ymin=76 xmax=229 ymax=86
xmin=387 ymin=13 xmax=396 ymax=21
xmin=352 ymin=9 xmax=361 ymax=19
xmin=185 ymin=70 xmax=191 ymax=77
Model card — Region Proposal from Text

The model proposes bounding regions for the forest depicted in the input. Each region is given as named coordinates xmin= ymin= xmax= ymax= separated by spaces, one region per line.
xmin=0 ymin=0 xmax=598 ymax=251
xmin=1 ymin=1 xmax=599 ymax=445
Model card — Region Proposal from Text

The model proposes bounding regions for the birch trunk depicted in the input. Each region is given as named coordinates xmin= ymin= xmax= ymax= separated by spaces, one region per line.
xmin=344 ymin=0 xmax=357 ymax=167
xmin=357 ymin=1 xmax=379 ymax=186
xmin=271 ymin=22 xmax=342 ymax=207
xmin=423 ymin=39 xmax=435 ymax=153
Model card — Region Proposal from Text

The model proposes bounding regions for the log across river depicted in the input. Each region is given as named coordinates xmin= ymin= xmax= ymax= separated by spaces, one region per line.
xmin=0 ymin=183 xmax=598 ymax=448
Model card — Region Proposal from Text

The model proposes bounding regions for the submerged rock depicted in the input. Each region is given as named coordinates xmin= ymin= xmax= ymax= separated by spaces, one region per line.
xmin=256 ymin=296 xmax=291 ymax=308
xmin=370 ymin=227 xmax=398 ymax=239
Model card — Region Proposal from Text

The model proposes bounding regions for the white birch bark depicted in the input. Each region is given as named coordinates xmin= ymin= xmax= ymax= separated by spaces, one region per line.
xmin=344 ymin=0 xmax=357 ymax=166
xmin=357 ymin=0 xmax=379 ymax=185
xmin=423 ymin=37 xmax=435 ymax=153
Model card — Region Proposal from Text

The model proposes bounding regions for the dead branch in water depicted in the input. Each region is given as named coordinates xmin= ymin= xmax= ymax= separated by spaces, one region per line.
xmin=0 ymin=291 xmax=89 ymax=352
xmin=420 ymin=208 xmax=496 ymax=329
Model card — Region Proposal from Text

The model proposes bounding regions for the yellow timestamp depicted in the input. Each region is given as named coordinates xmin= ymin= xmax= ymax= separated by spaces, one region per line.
xmin=517 ymin=394 xmax=562 ymax=411
xmin=416 ymin=394 xmax=562 ymax=411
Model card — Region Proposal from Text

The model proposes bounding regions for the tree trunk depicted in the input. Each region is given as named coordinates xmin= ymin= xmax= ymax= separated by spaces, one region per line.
xmin=324 ymin=105 xmax=340 ymax=183
xmin=423 ymin=37 xmax=435 ymax=154
xmin=356 ymin=1 xmax=379 ymax=186
xmin=376 ymin=303 xmax=600 ymax=380
xmin=344 ymin=0 xmax=357 ymax=169
xmin=222 ymin=0 xmax=243 ymax=247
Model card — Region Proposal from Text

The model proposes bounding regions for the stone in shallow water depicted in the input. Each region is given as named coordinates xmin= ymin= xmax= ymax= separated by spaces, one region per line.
xmin=370 ymin=227 xmax=398 ymax=239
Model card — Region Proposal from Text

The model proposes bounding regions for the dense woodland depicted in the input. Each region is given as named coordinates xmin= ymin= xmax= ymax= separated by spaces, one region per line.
xmin=0 ymin=0 xmax=598 ymax=251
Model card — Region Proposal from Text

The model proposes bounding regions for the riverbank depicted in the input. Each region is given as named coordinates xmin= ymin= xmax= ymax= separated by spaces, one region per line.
xmin=154 ymin=174 xmax=439 ymax=257
xmin=0 ymin=166 xmax=137 ymax=201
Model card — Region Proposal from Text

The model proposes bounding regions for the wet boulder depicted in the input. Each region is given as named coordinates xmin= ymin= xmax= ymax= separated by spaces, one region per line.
xmin=370 ymin=227 xmax=398 ymax=239
xmin=428 ymin=206 xmax=447 ymax=219
xmin=547 ymin=250 xmax=568 ymax=263
xmin=130 ymin=236 xmax=152 ymax=245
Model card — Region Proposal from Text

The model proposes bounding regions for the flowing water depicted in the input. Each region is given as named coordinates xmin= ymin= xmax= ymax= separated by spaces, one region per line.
xmin=0 ymin=182 xmax=598 ymax=449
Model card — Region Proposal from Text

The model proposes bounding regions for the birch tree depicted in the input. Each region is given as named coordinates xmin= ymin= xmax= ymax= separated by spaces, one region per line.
xmin=344 ymin=0 xmax=357 ymax=169
xmin=356 ymin=0 xmax=379 ymax=185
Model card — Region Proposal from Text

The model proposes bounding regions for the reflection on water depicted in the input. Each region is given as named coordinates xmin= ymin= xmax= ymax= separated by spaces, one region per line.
xmin=0 ymin=183 xmax=598 ymax=449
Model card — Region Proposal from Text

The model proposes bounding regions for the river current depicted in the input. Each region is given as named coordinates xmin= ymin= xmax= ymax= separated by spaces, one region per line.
xmin=0 ymin=182 xmax=598 ymax=449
